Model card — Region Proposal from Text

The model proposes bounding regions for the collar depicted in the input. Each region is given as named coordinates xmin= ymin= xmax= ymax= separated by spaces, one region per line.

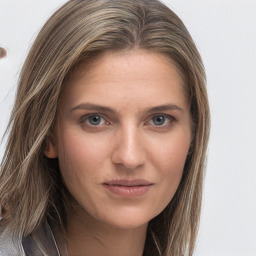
xmin=22 ymin=221 xmax=61 ymax=256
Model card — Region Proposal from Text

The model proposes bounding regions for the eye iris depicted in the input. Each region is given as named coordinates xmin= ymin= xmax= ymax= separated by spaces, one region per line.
xmin=153 ymin=116 xmax=165 ymax=126
xmin=88 ymin=115 xmax=101 ymax=125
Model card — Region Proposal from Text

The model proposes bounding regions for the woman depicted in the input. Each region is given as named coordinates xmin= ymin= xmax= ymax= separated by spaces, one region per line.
xmin=0 ymin=0 xmax=210 ymax=255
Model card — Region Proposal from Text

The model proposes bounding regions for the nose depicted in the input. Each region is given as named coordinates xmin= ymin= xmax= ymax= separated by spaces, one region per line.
xmin=111 ymin=125 xmax=146 ymax=170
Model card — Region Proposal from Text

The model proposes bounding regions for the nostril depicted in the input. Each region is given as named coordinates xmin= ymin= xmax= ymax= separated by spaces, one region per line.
xmin=0 ymin=47 xmax=7 ymax=59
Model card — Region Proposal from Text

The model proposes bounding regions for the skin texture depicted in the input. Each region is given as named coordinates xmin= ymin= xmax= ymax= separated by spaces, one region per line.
xmin=45 ymin=50 xmax=192 ymax=256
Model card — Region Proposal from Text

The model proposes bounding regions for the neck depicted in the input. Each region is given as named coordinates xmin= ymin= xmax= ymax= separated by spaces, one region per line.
xmin=65 ymin=206 xmax=148 ymax=256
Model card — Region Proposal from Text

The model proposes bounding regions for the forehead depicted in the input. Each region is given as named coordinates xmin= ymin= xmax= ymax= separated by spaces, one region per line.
xmin=65 ymin=49 xmax=185 ymax=85
xmin=61 ymin=50 xmax=188 ymax=111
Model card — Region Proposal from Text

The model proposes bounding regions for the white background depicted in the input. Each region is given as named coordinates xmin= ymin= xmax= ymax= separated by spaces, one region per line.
xmin=0 ymin=0 xmax=256 ymax=255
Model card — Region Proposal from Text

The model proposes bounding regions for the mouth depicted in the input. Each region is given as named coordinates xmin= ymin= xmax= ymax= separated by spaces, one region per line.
xmin=102 ymin=179 xmax=154 ymax=197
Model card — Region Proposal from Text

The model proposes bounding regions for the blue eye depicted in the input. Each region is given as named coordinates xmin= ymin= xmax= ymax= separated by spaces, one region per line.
xmin=80 ymin=114 xmax=110 ymax=131
xmin=87 ymin=115 xmax=103 ymax=125
xmin=152 ymin=116 xmax=166 ymax=126
xmin=147 ymin=115 xmax=175 ymax=128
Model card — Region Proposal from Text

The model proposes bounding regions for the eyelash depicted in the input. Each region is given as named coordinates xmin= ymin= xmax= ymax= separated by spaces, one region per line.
xmin=79 ymin=114 xmax=176 ymax=129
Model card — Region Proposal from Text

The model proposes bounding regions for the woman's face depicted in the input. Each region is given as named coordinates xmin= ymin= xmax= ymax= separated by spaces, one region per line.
xmin=46 ymin=50 xmax=192 ymax=229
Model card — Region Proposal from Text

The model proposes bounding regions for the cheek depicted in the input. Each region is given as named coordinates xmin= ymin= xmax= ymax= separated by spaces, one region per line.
xmin=150 ymin=130 xmax=191 ymax=195
xmin=151 ymin=129 xmax=191 ymax=172
xmin=59 ymin=127 xmax=111 ymax=162
xmin=56 ymin=128 xmax=111 ymax=186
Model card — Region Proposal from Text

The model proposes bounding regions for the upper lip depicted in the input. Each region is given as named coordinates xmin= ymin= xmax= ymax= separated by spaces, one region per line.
xmin=103 ymin=179 xmax=153 ymax=187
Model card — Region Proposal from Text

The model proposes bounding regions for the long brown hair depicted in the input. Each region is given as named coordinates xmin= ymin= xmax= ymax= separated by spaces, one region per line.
xmin=0 ymin=0 xmax=210 ymax=255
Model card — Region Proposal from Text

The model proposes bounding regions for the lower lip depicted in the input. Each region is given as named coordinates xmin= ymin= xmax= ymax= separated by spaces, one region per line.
xmin=103 ymin=184 xmax=153 ymax=197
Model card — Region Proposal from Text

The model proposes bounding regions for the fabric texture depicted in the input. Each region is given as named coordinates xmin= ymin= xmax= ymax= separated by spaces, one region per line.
xmin=0 ymin=221 xmax=60 ymax=256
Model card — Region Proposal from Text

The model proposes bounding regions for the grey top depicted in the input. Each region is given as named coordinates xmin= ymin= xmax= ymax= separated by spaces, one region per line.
xmin=0 ymin=221 xmax=61 ymax=256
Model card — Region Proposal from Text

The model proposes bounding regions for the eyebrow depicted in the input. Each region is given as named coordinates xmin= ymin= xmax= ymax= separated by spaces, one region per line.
xmin=70 ymin=103 xmax=184 ymax=113
xmin=70 ymin=103 xmax=116 ymax=113
xmin=145 ymin=104 xmax=184 ymax=113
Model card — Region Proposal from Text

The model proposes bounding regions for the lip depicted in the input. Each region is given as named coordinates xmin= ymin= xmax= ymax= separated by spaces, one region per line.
xmin=102 ymin=179 xmax=154 ymax=197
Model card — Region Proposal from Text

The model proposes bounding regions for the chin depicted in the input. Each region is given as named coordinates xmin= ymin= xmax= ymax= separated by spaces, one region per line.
xmin=94 ymin=207 xmax=156 ymax=230
xmin=103 ymin=218 xmax=149 ymax=230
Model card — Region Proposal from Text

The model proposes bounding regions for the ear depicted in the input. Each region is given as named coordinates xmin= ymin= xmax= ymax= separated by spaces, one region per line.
xmin=44 ymin=137 xmax=58 ymax=159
